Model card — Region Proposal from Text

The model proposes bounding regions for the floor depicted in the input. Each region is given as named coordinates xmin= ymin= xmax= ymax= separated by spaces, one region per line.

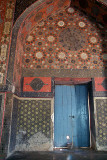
xmin=6 ymin=149 xmax=107 ymax=160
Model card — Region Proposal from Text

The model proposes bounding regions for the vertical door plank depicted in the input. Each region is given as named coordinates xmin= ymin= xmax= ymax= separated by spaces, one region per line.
xmin=75 ymin=85 xmax=90 ymax=147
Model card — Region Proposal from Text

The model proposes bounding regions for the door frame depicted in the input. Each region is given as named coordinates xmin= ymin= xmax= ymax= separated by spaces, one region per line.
xmin=53 ymin=77 xmax=94 ymax=149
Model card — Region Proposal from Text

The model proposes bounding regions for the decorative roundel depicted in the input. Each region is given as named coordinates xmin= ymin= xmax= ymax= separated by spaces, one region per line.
xmin=90 ymin=36 xmax=97 ymax=44
xmin=25 ymin=34 xmax=35 ymax=44
xmin=78 ymin=21 xmax=86 ymax=28
xmin=46 ymin=34 xmax=57 ymax=43
xmin=36 ymin=51 xmax=43 ymax=59
xmin=34 ymin=50 xmax=46 ymax=62
xmin=67 ymin=7 xmax=75 ymax=14
xmin=47 ymin=35 xmax=55 ymax=42
xmin=57 ymin=20 xmax=65 ymax=27
xmin=59 ymin=27 xmax=86 ymax=51
xmin=58 ymin=52 xmax=66 ymax=59
xmin=55 ymin=50 xmax=68 ymax=62
xmin=80 ymin=52 xmax=88 ymax=60
xmin=26 ymin=35 xmax=34 ymax=42
xmin=79 ymin=50 xmax=90 ymax=62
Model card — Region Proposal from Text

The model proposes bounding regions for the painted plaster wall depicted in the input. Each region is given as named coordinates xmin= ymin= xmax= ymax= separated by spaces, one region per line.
xmin=0 ymin=93 xmax=13 ymax=157
xmin=0 ymin=0 xmax=107 ymax=156
xmin=9 ymin=97 xmax=54 ymax=154
xmin=94 ymin=97 xmax=107 ymax=151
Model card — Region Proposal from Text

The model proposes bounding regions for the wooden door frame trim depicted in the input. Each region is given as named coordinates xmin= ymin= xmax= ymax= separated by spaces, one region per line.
xmin=55 ymin=77 xmax=91 ymax=85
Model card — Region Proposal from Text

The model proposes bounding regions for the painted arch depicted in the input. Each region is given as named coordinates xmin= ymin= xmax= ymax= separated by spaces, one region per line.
xmin=7 ymin=0 xmax=106 ymax=92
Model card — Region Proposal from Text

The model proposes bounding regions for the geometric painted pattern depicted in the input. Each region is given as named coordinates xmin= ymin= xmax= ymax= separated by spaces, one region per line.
xmin=95 ymin=98 xmax=107 ymax=146
xmin=16 ymin=99 xmax=51 ymax=139
xmin=23 ymin=77 xmax=52 ymax=92
xmin=0 ymin=93 xmax=5 ymax=143
xmin=94 ymin=77 xmax=107 ymax=91
xmin=23 ymin=6 xmax=106 ymax=69
xmin=0 ymin=0 xmax=15 ymax=84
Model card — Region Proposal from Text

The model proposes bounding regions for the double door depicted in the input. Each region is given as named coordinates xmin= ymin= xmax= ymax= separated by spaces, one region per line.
xmin=54 ymin=85 xmax=90 ymax=148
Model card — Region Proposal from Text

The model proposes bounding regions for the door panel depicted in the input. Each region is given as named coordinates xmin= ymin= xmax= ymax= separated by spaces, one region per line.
xmin=75 ymin=85 xmax=90 ymax=147
xmin=54 ymin=85 xmax=90 ymax=148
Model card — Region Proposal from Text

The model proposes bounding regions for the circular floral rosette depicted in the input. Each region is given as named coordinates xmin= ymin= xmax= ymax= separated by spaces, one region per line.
xmin=55 ymin=49 xmax=70 ymax=68
xmin=36 ymin=20 xmax=46 ymax=28
xmin=33 ymin=49 xmax=46 ymax=63
xmin=87 ymin=34 xmax=101 ymax=49
xmin=76 ymin=50 xmax=92 ymax=69
xmin=25 ymin=34 xmax=35 ymax=44
xmin=45 ymin=33 xmax=57 ymax=44
xmin=66 ymin=7 xmax=76 ymax=15
xmin=55 ymin=18 xmax=67 ymax=29
xmin=76 ymin=19 xmax=88 ymax=30
xmin=78 ymin=50 xmax=91 ymax=62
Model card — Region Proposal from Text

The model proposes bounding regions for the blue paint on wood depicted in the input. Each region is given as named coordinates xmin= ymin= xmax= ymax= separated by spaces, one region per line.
xmin=54 ymin=85 xmax=90 ymax=147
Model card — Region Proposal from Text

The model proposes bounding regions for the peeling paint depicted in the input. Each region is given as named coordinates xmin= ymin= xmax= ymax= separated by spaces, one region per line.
xmin=15 ymin=132 xmax=53 ymax=151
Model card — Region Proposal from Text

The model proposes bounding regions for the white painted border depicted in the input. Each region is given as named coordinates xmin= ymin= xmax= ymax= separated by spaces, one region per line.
xmin=13 ymin=95 xmax=53 ymax=101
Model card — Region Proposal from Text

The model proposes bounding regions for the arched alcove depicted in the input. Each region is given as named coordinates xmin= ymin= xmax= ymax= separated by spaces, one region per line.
xmin=6 ymin=0 xmax=107 ymax=155
xmin=6 ymin=0 xmax=106 ymax=93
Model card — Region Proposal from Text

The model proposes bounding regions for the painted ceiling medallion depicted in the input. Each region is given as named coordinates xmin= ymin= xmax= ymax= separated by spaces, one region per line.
xmin=26 ymin=35 xmax=34 ymax=42
xmin=58 ymin=52 xmax=66 ymax=59
xmin=67 ymin=7 xmax=74 ymax=13
xmin=36 ymin=52 xmax=43 ymax=58
xmin=80 ymin=52 xmax=88 ymax=60
xmin=29 ymin=78 xmax=45 ymax=91
xmin=90 ymin=37 xmax=97 ymax=44
xmin=47 ymin=35 xmax=55 ymax=42
xmin=79 ymin=21 xmax=86 ymax=28
xmin=59 ymin=28 xmax=86 ymax=51
xmin=57 ymin=21 xmax=65 ymax=27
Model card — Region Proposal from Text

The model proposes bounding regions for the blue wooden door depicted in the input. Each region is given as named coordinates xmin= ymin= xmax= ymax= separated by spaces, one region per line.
xmin=54 ymin=85 xmax=90 ymax=148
